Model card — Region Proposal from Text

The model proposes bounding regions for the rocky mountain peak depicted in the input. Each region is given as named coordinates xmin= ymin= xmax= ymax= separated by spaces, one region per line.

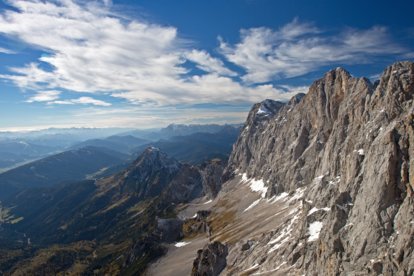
xmin=220 ymin=61 xmax=414 ymax=275
xmin=255 ymin=99 xmax=285 ymax=117
xmin=117 ymin=147 xmax=182 ymax=198
xmin=243 ymin=99 xmax=285 ymax=131
xmin=132 ymin=146 xmax=181 ymax=173
xmin=377 ymin=60 xmax=414 ymax=96
xmin=287 ymin=92 xmax=305 ymax=106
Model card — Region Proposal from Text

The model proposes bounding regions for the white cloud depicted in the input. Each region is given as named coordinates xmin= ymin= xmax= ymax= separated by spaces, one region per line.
xmin=26 ymin=90 xmax=60 ymax=102
xmin=68 ymin=105 xmax=249 ymax=129
xmin=185 ymin=49 xmax=237 ymax=76
xmin=1 ymin=0 xmax=408 ymax=130
xmin=0 ymin=47 xmax=14 ymax=54
xmin=0 ymin=0 xmax=308 ymax=108
xmin=71 ymin=97 xmax=111 ymax=106
xmin=219 ymin=19 xmax=409 ymax=83
xmin=0 ymin=1 xmax=181 ymax=96
xmin=51 ymin=96 xmax=111 ymax=106
xmin=25 ymin=89 xmax=110 ymax=106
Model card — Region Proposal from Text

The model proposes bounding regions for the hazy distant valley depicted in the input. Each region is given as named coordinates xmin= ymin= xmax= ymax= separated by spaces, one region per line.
xmin=0 ymin=123 xmax=241 ymax=275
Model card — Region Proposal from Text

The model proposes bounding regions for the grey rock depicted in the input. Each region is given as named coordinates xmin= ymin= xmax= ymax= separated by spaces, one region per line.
xmin=200 ymin=159 xmax=225 ymax=198
xmin=220 ymin=61 xmax=414 ymax=275
xmin=156 ymin=218 xmax=184 ymax=243
xmin=191 ymin=241 xmax=228 ymax=276
xmin=122 ymin=146 xmax=182 ymax=198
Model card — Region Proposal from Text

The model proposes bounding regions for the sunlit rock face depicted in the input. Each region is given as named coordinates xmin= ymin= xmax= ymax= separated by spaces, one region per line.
xmin=219 ymin=61 xmax=414 ymax=275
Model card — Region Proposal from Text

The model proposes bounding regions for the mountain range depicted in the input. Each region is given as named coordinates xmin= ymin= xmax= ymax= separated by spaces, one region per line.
xmin=0 ymin=61 xmax=413 ymax=275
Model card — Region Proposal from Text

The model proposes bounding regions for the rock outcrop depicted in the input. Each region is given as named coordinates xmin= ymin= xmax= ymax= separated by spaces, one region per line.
xmin=220 ymin=61 xmax=414 ymax=275
xmin=191 ymin=241 xmax=228 ymax=276
xmin=200 ymin=159 xmax=225 ymax=198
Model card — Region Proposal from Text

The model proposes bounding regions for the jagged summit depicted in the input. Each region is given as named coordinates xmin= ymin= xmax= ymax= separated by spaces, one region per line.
xmin=132 ymin=146 xmax=180 ymax=172
xmin=288 ymin=92 xmax=305 ymax=106
xmin=220 ymin=61 xmax=414 ymax=274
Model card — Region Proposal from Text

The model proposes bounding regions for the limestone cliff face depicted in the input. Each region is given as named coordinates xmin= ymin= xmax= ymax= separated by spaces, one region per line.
xmin=224 ymin=61 xmax=414 ymax=275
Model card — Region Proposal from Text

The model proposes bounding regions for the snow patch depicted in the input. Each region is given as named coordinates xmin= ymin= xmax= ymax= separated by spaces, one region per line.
xmin=242 ymin=263 xmax=260 ymax=273
xmin=315 ymin=175 xmax=324 ymax=180
xmin=257 ymin=106 xmax=270 ymax=115
xmin=356 ymin=149 xmax=364 ymax=155
xmin=307 ymin=207 xmax=330 ymax=216
xmin=249 ymin=179 xmax=268 ymax=198
xmin=268 ymin=192 xmax=289 ymax=203
xmin=240 ymin=173 xmax=268 ymax=198
xmin=288 ymin=187 xmax=305 ymax=202
xmin=244 ymin=199 xmax=261 ymax=212
xmin=329 ymin=176 xmax=341 ymax=185
xmin=174 ymin=241 xmax=191 ymax=247
xmin=307 ymin=221 xmax=323 ymax=242
xmin=252 ymin=262 xmax=286 ymax=275
xmin=203 ymin=199 xmax=212 ymax=205
xmin=268 ymin=210 xmax=301 ymax=253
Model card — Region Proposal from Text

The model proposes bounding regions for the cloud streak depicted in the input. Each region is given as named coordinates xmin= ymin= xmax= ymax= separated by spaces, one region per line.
xmin=0 ymin=46 xmax=14 ymax=54
xmin=185 ymin=49 xmax=237 ymax=76
xmin=51 ymin=97 xmax=112 ymax=106
xmin=26 ymin=90 xmax=60 ymax=102
xmin=0 ymin=0 xmax=311 ymax=108
xmin=219 ymin=19 xmax=410 ymax=83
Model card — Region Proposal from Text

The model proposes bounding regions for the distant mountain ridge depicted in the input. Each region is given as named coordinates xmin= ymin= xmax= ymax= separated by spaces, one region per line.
xmin=122 ymin=123 xmax=242 ymax=141
xmin=0 ymin=147 xmax=225 ymax=274
xmin=133 ymin=125 xmax=241 ymax=164
xmin=70 ymin=135 xmax=149 ymax=154
xmin=0 ymin=146 xmax=127 ymax=200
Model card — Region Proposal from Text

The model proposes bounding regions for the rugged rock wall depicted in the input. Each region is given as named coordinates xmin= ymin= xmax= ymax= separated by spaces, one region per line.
xmin=224 ymin=61 xmax=414 ymax=275
xmin=191 ymin=241 xmax=228 ymax=276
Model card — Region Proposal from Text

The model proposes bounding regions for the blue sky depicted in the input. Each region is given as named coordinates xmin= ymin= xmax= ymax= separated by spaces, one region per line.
xmin=0 ymin=0 xmax=413 ymax=131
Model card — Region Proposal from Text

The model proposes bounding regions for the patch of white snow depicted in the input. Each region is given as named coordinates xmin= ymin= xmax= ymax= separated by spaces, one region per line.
xmin=249 ymin=179 xmax=268 ymax=198
xmin=174 ymin=241 xmax=191 ymax=247
xmin=257 ymin=106 xmax=270 ymax=115
xmin=244 ymin=199 xmax=261 ymax=212
xmin=307 ymin=207 xmax=330 ymax=216
xmin=308 ymin=221 xmax=323 ymax=242
xmin=252 ymin=262 xmax=286 ymax=275
xmin=268 ymin=192 xmax=289 ymax=203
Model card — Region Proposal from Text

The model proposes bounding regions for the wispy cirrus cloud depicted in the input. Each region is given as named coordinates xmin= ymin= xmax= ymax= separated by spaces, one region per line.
xmin=0 ymin=0 xmax=412 ymax=130
xmin=0 ymin=0 xmax=288 ymax=106
xmin=26 ymin=90 xmax=60 ymax=102
xmin=26 ymin=90 xmax=111 ymax=106
xmin=219 ymin=19 xmax=410 ymax=83
xmin=184 ymin=49 xmax=237 ymax=76
xmin=0 ymin=46 xmax=14 ymax=54
xmin=52 ymin=97 xmax=112 ymax=107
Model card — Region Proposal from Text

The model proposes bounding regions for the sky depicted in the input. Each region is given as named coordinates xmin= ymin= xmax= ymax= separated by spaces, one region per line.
xmin=0 ymin=0 xmax=413 ymax=131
